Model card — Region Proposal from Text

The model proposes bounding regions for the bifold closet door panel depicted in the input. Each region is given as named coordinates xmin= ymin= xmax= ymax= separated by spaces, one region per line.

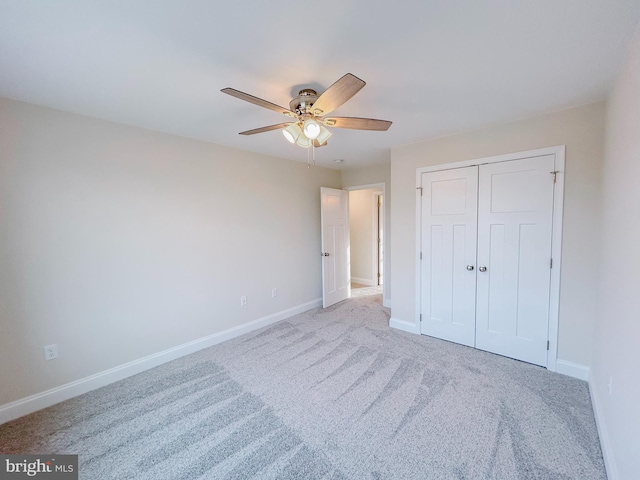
xmin=475 ymin=156 xmax=555 ymax=367
xmin=420 ymin=167 xmax=478 ymax=347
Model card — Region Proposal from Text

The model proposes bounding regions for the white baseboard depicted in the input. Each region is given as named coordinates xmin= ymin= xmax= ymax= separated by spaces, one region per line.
xmin=383 ymin=298 xmax=392 ymax=308
xmin=351 ymin=277 xmax=376 ymax=287
xmin=589 ymin=376 xmax=618 ymax=480
xmin=389 ymin=317 xmax=420 ymax=334
xmin=555 ymin=359 xmax=590 ymax=381
xmin=0 ymin=298 xmax=322 ymax=425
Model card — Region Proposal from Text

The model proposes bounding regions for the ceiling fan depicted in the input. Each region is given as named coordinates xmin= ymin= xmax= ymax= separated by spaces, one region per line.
xmin=221 ymin=73 xmax=392 ymax=148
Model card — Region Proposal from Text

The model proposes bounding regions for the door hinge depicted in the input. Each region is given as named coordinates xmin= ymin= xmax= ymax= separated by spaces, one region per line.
xmin=550 ymin=171 xmax=559 ymax=184
xmin=547 ymin=340 xmax=550 ymax=351
xmin=550 ymin=258 xmax=553 ymax=268
xmin=420 ymin=252 xmax=422 ymax=260
xmin=416 ymin=186 xmax=423 ymax=196
xmin=378 ymin=272 xmax=381 ymax=278
xmin=420 ymin=314 xmax=423 ymax=322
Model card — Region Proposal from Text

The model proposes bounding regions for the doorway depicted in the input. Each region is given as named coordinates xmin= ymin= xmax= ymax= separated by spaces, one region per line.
xmin=377 ymin=194 xmax=384 ymax=286
xmin=345 ymin=183 xmax=387 ymax=305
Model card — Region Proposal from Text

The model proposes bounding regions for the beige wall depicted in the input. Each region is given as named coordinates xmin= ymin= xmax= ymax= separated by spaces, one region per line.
xmin=591 ymin=25 xmax=640 ymax=479
xmin=341 ymin=162 xmax=390 ymax=188
xmin=0 ymin=97 xmax=341 ymax=405
xmin=390 ymin=101 xmax=605 ymax=366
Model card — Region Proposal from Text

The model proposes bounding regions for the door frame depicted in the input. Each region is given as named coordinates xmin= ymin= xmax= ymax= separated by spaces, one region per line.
xmin=344 ymin=182 xmax=389 ymax=307
xmin=415 ymin=145 xmax=565 ymax=372
xmin=376 ymin=193 xmax=383 ymax=286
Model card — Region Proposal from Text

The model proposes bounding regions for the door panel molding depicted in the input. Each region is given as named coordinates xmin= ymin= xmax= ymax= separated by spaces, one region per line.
xmin=415 ymin=145 xmax=565 ymax=372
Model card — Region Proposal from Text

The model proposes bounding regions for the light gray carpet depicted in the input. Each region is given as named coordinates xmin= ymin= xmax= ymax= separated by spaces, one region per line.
xmin=351 ymin=284 xmax=383 ymax=297
xmin=0 ymin=292 xmax=605 ymax=479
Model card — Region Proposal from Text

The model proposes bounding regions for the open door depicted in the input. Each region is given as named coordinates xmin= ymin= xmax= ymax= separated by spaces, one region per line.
xmin=321 ymin=187 xmax=350 ymax=308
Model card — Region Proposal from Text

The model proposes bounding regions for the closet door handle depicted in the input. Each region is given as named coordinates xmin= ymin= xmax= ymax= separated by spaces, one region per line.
xmin=478 ymin=266 xmax=487 ymax=272
xmin=466 ymin=265 xmax=474 ymax=271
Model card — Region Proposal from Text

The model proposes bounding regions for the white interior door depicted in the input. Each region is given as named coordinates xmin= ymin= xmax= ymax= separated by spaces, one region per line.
xmin=420 ymin=167 xmax=478 ymax=347
xmin=475 ymin=156 xmax=555 ymax=366
xmin=321 ymin=187 xmax=350 ymax=308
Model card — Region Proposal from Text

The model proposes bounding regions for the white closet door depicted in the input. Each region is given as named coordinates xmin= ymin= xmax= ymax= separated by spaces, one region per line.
xmin=420 ymin=167 xmax=478 ymax=347
xmin=475 ymin=156 xmax=555 ymax=366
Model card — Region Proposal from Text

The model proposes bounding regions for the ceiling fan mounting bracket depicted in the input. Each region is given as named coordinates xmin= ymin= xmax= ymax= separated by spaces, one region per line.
xmin=298 ymin=88 xmax=318 ymax=97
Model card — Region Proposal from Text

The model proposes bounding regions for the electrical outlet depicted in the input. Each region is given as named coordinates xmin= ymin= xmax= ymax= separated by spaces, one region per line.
xmin=240 ymin=296 xmax=247 ymax=306
xmin=272 ymin=288 xmax=277 ymax=298
xmin=44 ymin=344 xmax=58 ymax=361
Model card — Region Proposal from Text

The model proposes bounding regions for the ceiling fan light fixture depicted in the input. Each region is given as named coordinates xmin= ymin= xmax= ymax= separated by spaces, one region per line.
xmin=303 ymin=119 xmax=321 ymax=139
xmin=282 ymin=124 xmax=302 ymax=144
xmin=296 ymin=134 xmax=312 ymax=148
xmin=315 ymin=125 xmax=332 ymax=145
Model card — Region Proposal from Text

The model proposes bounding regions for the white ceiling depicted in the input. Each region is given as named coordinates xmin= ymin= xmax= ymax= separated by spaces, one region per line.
xmin=2 ymin=1 xmax=640 ymax=170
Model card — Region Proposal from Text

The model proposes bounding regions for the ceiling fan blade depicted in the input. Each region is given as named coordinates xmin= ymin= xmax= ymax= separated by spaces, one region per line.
xmin=239 ymin=123 xmax=294 ymax=135
xmin=221 ymin=88 xmax=295 ymax=117
xmin=313 ymin=139 xmax=327 ymax=148
xmin=311 ymin=73 xmax=366 ymax=116
xmin=321 ymin=117 xmax=392 ymax=131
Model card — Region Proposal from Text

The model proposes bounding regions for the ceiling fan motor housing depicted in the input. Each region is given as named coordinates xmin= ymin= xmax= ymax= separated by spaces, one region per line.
xmin=290 ymin=89 xmax=319 ymax=115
